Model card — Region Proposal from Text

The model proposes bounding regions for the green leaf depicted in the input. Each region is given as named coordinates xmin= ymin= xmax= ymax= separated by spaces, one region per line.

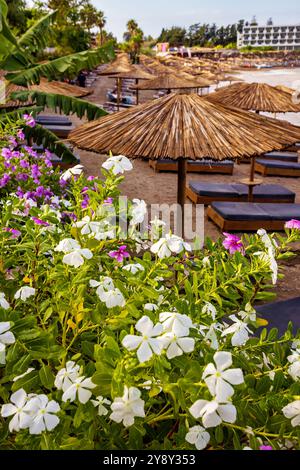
xmin=39 ymin=364 xmax=55 ymax=390
xmin=11 ymin=90 xmax=107 ymax=121
xmin=11 ymin=370 xmax=40 ymax=392
xmin=6 ymin=43 xmax=115 ymax=86
xmin=18 ymin=11 xmax=57 ymax=53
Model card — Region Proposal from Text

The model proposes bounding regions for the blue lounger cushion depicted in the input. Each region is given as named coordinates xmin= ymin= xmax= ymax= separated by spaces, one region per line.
xmin=36 ymin=116 xmax=72 ymax=126
xmin=261 ymin=152 xmax=298 ymax=162
xmin=256 ymin=297 xmax=300 ymax=336
xmin=263 ymin=151 xmax=298 ymax=158
xmin=211 ymin=202 xmax=300 ymax=221
xmin=256 ymin=159 xmax=300 ymax=169
xmin=189 ymin=183 xmax=295 ymax=200
xmin=157 ymin=159 xmax=233 ymax=166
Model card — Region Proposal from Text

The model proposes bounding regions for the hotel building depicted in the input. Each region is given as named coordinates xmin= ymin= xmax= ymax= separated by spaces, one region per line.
xmin=237 ymin=23 xmax=300 ymax=50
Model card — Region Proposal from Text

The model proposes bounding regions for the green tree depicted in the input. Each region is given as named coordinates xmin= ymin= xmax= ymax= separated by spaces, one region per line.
xmin=97 ymin=10 xmax=106 ymax=45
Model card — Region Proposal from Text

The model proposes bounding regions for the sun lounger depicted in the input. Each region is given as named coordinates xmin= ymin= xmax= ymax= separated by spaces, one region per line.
xmin=255 ymin=159 xmax=300 ymax=177
xmin=36 ymin=115 xmax=72 ymax=126
xmin=207 ymin=201 xmax=300 ymax=231
xmin=260 ymin=151 xmax=298 ymax=163
xmin=186 ymin=182 xmax=295 ymax=205
xmin=256 ymin=297 xmax=300 ymax=336
xmin=40 ymin=124 xmax=74 ymax=138
xmin=241 ymin=151 xmax=298 ymax=164
xmin=32 ymin=144 xmax=80 ymax=168
xmin=149 ymin=159 xmax=234 ymax=174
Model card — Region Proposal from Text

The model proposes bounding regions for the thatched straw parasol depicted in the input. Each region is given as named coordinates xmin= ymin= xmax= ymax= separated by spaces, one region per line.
xmin=275 ymin=85 xmax=295 ymax=95
xmin=0 ymin=77 xmax=92 ymax=109
xmin=109 ymin=65 xmax=155 ymax=105
xmin=98 ymin=54 xmax=132 ymax=110
xmin=30 ymin=78 xmax=93 ymax=97
xmin=206 ymin=82 xmax=300 ymax=196
xmin=132 ymin=73 xmax=208 ymax=94
xmin=207 ymin=82 xmax=300 ymax=113
xmin=68 ymin=93 xmax=300 ymax=234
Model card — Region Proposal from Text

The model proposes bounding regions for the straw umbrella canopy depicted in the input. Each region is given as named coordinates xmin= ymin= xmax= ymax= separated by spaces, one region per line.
xmin=109 ymin=65 xmax=155 ymax=105
xmin=132 ymin=73 xmax=209 ymax=95
xmin=98 ymin=54 xmax=132 ymax=110
xmin=275 ymin=85 xmax=295 ymax=95
xmin=0 ymin=76 xmax=92 ymax=109
xmin=68 ymin=93 xmax=300 ymax=234
xmin=206 ymin=82 xmax=300 ymax=197
xmin=207 ymin=82 xmax=300 ymax=113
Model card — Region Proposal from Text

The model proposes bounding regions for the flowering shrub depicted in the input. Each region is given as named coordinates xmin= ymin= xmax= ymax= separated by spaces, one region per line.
xmin=0 ymin=119 xmax=300 ymax=450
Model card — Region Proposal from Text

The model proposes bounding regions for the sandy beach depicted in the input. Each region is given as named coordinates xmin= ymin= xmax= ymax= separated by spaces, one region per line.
xmin=62 ymin=67 xmax=300 ymax=300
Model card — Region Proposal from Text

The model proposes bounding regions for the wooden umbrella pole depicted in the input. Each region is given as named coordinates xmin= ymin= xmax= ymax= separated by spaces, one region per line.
xmin=177 ymin=158 xmax=187 ymax=238
xmin=248 ymin=156 xmax=256 ymax=202
xmin=136 ymin=78 xmax=139 ymax=105
xmin=117 ymin=78 xmax=121 ymax=111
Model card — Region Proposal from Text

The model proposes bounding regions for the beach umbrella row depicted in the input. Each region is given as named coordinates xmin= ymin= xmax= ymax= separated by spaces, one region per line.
xmin=68 ymin=92 xmax=300 ymax=234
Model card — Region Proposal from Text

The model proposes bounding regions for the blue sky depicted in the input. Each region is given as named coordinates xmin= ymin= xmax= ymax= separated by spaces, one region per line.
xmin=92 ymin=0 xmax=300 ymax=40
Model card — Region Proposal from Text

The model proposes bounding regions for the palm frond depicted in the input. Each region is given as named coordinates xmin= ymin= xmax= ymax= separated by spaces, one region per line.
xmin=0 ymin=105 xmax=44 ymax=120
xmin=24 ymin=124 xmax=78 ymax=163
xmin=6 ymin=42 xmax=115 ymax=86
xmin=11 ymin=90 xmax=107 ymax=121
xmin=0 ymin=0 xmax=19 ymax=48
xmin=18 ymin=10 xmax=57 ymax=53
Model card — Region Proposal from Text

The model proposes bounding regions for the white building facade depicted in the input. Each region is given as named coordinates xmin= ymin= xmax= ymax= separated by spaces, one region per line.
xmin=237 ymin=23 xmax=300 ymax=50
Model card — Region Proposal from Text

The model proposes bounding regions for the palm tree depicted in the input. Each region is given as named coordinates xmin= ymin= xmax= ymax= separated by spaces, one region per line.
xmin=97 ymin=11 xmax=106 ymax=46
xmin=0 ymin=0 xmax=115 ymax=162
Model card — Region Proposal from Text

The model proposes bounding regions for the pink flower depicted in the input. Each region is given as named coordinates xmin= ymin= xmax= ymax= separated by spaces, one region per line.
xmin=259 ymin=445 xmax=273 ymax=450
xmin=23 ymin=114 xmax=36 ymax=128
xmin=285 ymin=219 xmax=300 ymax=230
xmin=104 ymin=197 xmax=113 ymax=204
xmin=17 ymin=130 xmax=25 ymax=140
xmin=31 ymin=217 xmax=50 ymax=226
xmin=3 ymin=228 xmax=21 ymax=239
xmin=109 ymin=245 xmax=130 ymax=263
xmin=222 ymin=233 xmax=244 ymax=255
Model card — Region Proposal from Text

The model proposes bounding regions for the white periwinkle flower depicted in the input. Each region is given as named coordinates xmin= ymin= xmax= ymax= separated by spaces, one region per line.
xmin=202 ymin=302 xmax=217 ymax=320
xmin=202 ymin=351 xmax=244 ymax=401
xmin=0 ymin=322 xmax=15 ymax=364
xmin=122 ymin=316 xmax=164 ymax=363
xmin=54 ymin=361 xmax=81 ymax=391
xmin=257 ymin=229 xmax=278 ymax=257
xmin=62 ymin=376 xmax=96 ymax=404
xmin=61 ymin=164 xmax=84 ymax=181
xmin=90 ymin=277 xmax=125 ymax=308
xmin=130 ymin=199 xmax=147 ymax=225
xmin=254 ymin=251 xmax=278 ymax=285
xmin=238 ymin=303 xmax=256 ymax=323
xmin=159 ymin=311 xmax=194 ymax=336
xmin=282 ymin=400 xmax=300 ymax=427
xmin=102 ymin=155 xmax=133 ymax=175
xmin=222 ymin=315 xmax=252 ymax=346
xmin=144 ymin=303 xmax=158 ymax=311
xmin=55 ymin=238 xmax=93 ymax=268
xmin=161 ymin=331 xmax=195 ymax=359
xmin=110 ymin=386 xmax=145 ymax=427
xmin=29 ymin=395 xmax=60 ymax=434
xmin=185 ymin=425 xmax=210 ymax=450
xmin=74 ymin=216 xmax=101 ymax=235
xmin=1 ymin=389 xmax=37 ymax=432
xmin=287 ymin=349 xmax=300 ymax=381
xmin=55 ymin=238 xmax=80 ymax=253
xmin=189 ymin=399 xmax=236 ymax=428
xmin=0 ymin=292 xmax=10 ymax=310
xmin=122 ymin=263 xmax=144 ymax=274
xmin=91 ymin=396 xmax=111 ymax=416
xmin=14 ymin=286 xmax=35 ymax=301
xmin=150 ymin=217 xmax=166 ymax=239
xmin=62 ymin=248 xmax=93 ymax=268
xmin=150 ymin=234 xmax=191 ymax=259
